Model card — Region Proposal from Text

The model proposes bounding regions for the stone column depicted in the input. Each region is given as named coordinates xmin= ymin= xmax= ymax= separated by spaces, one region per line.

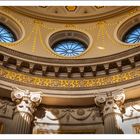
xmin=11 ymin=87 xmax=42 ymax=134
xmin=95 ymin=90 xmax=125 ymax=134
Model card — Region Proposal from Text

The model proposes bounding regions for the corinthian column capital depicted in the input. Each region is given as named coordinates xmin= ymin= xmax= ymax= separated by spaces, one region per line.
xmin=11 ymin=87 xmax=42 ymax=116
xmin=95 ymin=89 xmax=125 ymax=134
xmin=95 ymin=89 xmax=125 ymax=117
xmin=95 ymin=89 xmax=125 ymax=105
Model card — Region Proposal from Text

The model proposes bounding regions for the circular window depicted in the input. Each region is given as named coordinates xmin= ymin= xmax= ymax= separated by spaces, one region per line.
xmin=115 ymin=14 xmax=140 ymax=45
xmin=0 ymin=23 xmax=16 ymax=43
xmin=49 ymin=30 xmax=89 ymax=57
xmin=52 ymin=39 xmax=87 ymax=57
xmin=123 ymin=24 xmax=140 ymax=44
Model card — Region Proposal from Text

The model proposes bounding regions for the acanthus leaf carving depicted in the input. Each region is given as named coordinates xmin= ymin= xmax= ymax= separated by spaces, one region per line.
xmin=95 ymin=89 xmax=125 ymax=118
xmin=11 ymin=87 xmax=42 ymax=116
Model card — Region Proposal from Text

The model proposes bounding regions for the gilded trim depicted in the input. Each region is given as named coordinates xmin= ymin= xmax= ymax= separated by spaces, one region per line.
xmin=0 ymin=65 xmax=140 ymax=89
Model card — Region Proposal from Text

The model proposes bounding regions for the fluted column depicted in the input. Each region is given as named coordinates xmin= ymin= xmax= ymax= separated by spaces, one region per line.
xmin=11 ymin=87 xmax=42 ymax=134
xmin=95 ymin=90 xmax=125 ymax=134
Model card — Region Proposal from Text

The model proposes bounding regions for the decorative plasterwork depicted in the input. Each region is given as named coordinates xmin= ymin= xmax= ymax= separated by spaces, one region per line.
xmin=65 ymin=6 xmax=77 ymax=12
xmin=123 ymin=100 xmax=140 ymax=120
xmin=33 ymin=106 xmax=101 ymax=134
xmin=0 ymin=65 xmax=140 ymax=89
xmin=0 ymin=43 xmax=140 ymax=79
xmin=34 ymin=107 xmax=98 ymax=124
xmin=10 ymin=7 xmax=133 ymax=23
xmin=1 ymin=7 xmax=140 ymax=60
xmin=0 ymin=43 xmax=139 ymax=65
xmin=0 ymin=43 xmax=140 ymax=90
xmin=0 ymin=7 xmax=140 ymax=90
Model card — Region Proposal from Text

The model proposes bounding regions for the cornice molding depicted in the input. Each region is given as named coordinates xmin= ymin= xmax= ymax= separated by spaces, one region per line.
xmin=0 ymin=44 xmax=140 ymax=82
xmin=10 ymin=7 xmax=134 ymax=23
xmin=0 ymin=65 xmax=140 ymax=90
xmin=0 ymin=44 xmax=139 ymax=65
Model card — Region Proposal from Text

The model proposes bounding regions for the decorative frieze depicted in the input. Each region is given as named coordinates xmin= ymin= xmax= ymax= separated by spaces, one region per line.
xmin=34 ymin=106 xmax=101 ymax=124
xmin=33 ymin=106 xmax=101 ymax=134
xmin=0 ymin=66 xmax=140 ymax=89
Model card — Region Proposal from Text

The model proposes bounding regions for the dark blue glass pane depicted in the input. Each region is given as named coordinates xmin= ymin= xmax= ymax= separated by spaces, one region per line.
xmin=53 ymin=40 xmax=86 ymax=57
xmin=0 ymin=24 xmax=16 ymax=43
xmin=123 ymin=25 xmax=140 ymax=44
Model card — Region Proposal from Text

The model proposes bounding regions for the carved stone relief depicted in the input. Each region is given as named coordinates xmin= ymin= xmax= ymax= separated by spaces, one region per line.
xmin=0 ymin=98 xmax=15 ymax=119
xmin=33 ymin=106 xmax=102 ymax=134
xmin=123 ymin=100 xmax=140 ymax=120
xmin=34 ymin=106 xmax=101 ymax=124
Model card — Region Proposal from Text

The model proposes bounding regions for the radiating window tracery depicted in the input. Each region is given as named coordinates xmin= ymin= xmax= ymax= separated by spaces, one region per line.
xmin=123 ymin=25 xmax=140 ymax=44
xmin=53 ymin=39 xmax=87 ymax=57
xmin=0 ymin=24 xmax=16 ymax=43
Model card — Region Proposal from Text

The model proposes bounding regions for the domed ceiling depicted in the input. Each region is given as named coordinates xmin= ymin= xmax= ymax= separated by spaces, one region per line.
xmin=0 ymin=6 xmax=138 ymax=60
xmin=11 ymin=6 xmax=132 ymax=23
xmin=0 ymin=6 xmax=140 ymax=101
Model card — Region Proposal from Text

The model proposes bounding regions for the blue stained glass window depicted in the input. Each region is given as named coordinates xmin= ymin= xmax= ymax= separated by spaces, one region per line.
xmin=0 ymin=24 xmax=16 ymax=43
xmin=53 ymin=39 xmax=87 ymax=57
xmin=123 ymin=25 xmax=140 ymax=44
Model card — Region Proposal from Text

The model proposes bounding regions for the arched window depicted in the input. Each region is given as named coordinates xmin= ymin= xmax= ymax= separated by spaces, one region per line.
xmin=123 ymin=24 xmax=140 ymax=44
xmin=53 ymin=39 xmax=87 ymax=57
xmin=0 ymin=23 xmax=16 ymax=43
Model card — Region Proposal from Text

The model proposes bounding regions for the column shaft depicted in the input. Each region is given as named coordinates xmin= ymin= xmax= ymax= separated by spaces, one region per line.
xmin=13 ymin=112 xmax=32 ymax=134
xmin=104 ymin=114 xmax=123 ymax=134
